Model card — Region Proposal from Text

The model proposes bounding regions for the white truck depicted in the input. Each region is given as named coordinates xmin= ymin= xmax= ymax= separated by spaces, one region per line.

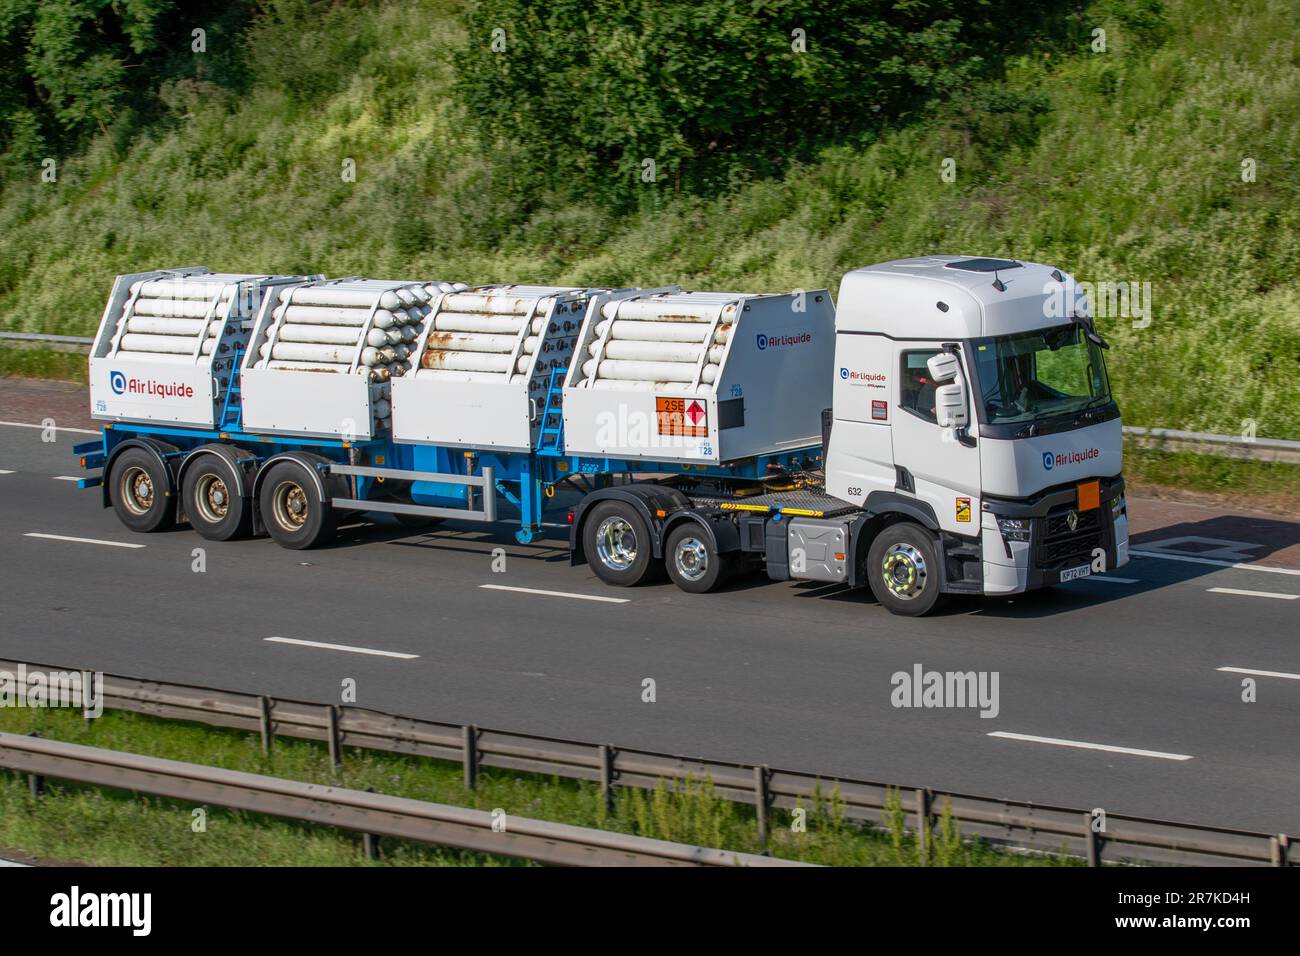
xmin=76 ymin=255 xmax=1127 ymax=616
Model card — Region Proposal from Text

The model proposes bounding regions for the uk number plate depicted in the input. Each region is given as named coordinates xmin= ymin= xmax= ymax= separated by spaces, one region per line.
xmin=1059 ymin=564 xmax=1091 ymax=582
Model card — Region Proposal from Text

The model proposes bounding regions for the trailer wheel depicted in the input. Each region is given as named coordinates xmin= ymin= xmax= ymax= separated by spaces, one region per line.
xmin=258 ymin=460 xmax=337 ymax=550
xmin=108 ymin=447 xmax=175 ymax=533
xmin=866 ymin=522 xmax=947 ymax=617
xmin=583 ymin=500 xmax=657 ymax=586
xmin=664 ymin=523 xmax=730 ymax=594
xmin=183 ymin=456 xmax=252 ymax=541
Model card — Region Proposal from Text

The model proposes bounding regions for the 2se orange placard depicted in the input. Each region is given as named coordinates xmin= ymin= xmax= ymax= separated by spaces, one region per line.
xmin=1077 ymin=480 xmax=1100 ymax=512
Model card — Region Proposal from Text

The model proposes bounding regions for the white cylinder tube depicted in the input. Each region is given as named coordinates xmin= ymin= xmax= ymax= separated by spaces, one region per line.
xmin=276 ymin=324 xmax=364 ymax=345
xmin=430 ymin=314 xmax=541 ymax=335
xmin=420 ymin=351 xmax=513 ymax=373
xmin=442 ymin=293 xmax=552 ymax=316
xmin=133 ymin=279 xmax=233 ymax=300
xmin=601 ymin=300 xmax=729 ymax=322
xmin=132 ymin=298 xmax=227 ymax=319
xmin=124 ymin=316 xmax=212 ymax=336
xmin=270 ymin=342 xmax=357 ymax=364
xmin=264 ymin=360 xmax=349 ymax=373
xmin=280 ymin=305 xmax=369 ymax=326
xmin=118 ymin=333 xmax=198 ymax=354
xmin=424 ymin=333 xmax=518 ymax=354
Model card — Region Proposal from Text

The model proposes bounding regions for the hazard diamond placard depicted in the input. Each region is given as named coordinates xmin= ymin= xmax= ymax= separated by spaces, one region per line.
xmin=656 ymin=397 xmax=709 ymax=437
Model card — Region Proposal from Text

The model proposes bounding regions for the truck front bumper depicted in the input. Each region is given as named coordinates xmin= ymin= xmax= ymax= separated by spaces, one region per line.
xmin=980 ymin=477 xmax=1128 ymax=595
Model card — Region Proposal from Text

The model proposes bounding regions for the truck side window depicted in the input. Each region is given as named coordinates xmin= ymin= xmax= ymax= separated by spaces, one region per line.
xmin=900 ymin=350 xmax=941 ymax=422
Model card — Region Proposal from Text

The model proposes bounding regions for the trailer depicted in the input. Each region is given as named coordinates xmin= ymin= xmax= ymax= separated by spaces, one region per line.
xmin=76 ymin=257 xmax=1129 ymax=616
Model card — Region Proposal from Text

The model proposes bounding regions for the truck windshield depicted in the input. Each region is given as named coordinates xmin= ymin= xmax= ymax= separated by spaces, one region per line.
xmin=969 ymin=324 xmax=1111 ymax=425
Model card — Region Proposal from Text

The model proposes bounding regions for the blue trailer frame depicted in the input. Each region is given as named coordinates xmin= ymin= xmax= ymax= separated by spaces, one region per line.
xmin=76 ymin=366 xmax=822 ymax=545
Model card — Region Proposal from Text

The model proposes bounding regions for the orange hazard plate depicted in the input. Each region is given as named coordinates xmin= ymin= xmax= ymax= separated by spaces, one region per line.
xmin=1077 ymin=480 xmax=1100 ymax=512
xmin=656 ymin=397 xmax=708 ymax=437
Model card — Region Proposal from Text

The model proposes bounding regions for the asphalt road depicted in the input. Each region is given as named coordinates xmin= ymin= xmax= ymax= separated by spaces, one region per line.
xmin=1 ymin=414 xmax=1298 ymax=836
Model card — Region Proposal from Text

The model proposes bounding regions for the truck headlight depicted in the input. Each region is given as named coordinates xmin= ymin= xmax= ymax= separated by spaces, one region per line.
xmin=995 ymin=516 xmax=1031 ymax=542
xmin=1110 ymin=494 xmax=1126 ymax=520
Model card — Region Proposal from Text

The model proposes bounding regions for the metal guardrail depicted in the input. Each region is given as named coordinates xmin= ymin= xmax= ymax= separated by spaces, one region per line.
xmin=0 ymin=331 xmax=94 ymax=347
xmin=0 ymin=660 xmax=1289 ymax=867
xmin=0 ymin=732 xmax=796 ymax=867
xmin=1122 ymin=425 xmax=1300 ymax=464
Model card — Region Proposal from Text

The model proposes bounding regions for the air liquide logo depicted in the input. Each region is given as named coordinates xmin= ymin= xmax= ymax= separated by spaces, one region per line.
xmin=109 ymin=373 xmax=195 ymax=399
xmin=756 ymin=331 xmax=811 ymax=351
xmin=1044 ymin=447 xmax=1100 ymax=470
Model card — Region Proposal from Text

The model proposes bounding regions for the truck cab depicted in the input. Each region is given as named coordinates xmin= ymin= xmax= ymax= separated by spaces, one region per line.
xmin=824 ymin=255 xmax=1128 ymax=612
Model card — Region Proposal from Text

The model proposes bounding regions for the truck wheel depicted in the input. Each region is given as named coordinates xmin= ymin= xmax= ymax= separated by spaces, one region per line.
xmin=866 ymin=522 xmax=947 ymax=617
xmin=108 ymin=448 xmax=176 ymax=533
xmin=583 ymin=500 xmax=657 ymax=586
xmin=183 ymin=456 xmax=252 ymax=541
xmin=258 ymin=460 xmax=337 ymax=550
xmin=664 ymin=523 xmax=730 ymax=594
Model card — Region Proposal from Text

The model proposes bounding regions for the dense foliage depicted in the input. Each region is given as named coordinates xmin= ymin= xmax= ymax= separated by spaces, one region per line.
xmin=0 ymin=0 xmax=255 ymax=161
xmin=454 ymin=0 xmax=1066 ymax=205
xmin=0 ymin=0 xmax=1296 ymax=437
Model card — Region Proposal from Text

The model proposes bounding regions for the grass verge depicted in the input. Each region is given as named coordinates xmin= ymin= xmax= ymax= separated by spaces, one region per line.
xmin=0 ymin=707 xmax=1076 ymax=867
xmin=1124 ymin=441 xmax=1300 ymax=514
xmin=0 ymin=346 xmax=87 ymax=383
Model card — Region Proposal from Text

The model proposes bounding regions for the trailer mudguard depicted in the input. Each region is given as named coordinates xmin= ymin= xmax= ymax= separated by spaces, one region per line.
xmin=569 ymin=483 xmax=693 ymax=565
xmin=662 ymin=510 xmax=743 ymax=556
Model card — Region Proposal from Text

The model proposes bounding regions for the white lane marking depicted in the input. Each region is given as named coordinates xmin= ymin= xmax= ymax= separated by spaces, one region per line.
xmin=1207 ymin=587 xmax=1298 ymax=601
xmin=264 ymin=636 xmax=419 ymax=660
xmin=480 ymin=583 xmax=630 ymax=604
xmin=52 ymin=476 xmax=82 ymax=482
xmin=1131 ymin=550 xmax=1300 ymax=578
xmin=24 ymin=532 xmax=145 ymax=549
xmin=0 ymin=420 xmax=98 ymax=435
xmin=1218 ymin=666 xmax=1300 ymax=682
xmin=987 ymin=731 xmax=1193 ymax=762
xmin=0 ymin=469 xmax=14 ymax=475
xmin=1076 ymin=575 xmax=1140 ymax=584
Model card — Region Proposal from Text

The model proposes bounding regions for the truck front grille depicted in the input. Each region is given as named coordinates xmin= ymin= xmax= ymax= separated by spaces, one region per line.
xmin=1036 ymin=505 xmax=1106 ymax=570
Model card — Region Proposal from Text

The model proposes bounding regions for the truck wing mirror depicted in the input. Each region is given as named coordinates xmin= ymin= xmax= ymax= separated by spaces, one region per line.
xmin=926 ymin=352 xmax=961 ymax=382
xmin=935 ymin=383 xmax=969 ymax=429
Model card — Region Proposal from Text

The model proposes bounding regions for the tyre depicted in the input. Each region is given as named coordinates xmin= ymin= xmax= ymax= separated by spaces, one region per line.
xmin=866 ymin=521 xmax=947 ymax=617
xmin=258 ymin=460 xmax=338 ymax=550
xmin=108 ymin=447 xmax=176 ymax=533
xmin=664 ymin=522 xmax=730 ymax=594
xmin=183 ymin=454 xmax=252 ymax=541
xmin=582 ymin=499 xmax=657 ymax=586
